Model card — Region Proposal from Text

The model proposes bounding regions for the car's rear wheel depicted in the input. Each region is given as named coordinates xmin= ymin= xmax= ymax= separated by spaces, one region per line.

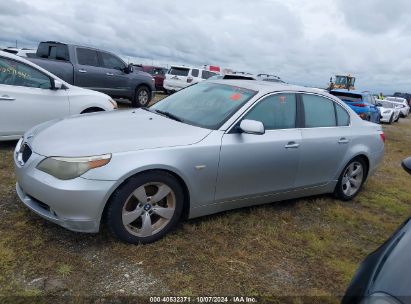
xmin=334 ymin=158 xmax=366 ymax=201
xmin=106 ymin=171 xmax=183 ymax=244
xmin=132 ymin=86 xmax=150 ymax=108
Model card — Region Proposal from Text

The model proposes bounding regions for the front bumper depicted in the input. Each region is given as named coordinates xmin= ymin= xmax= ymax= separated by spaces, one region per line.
xmin=380 ymin=113 xmax=392 ymax=123
xmin=14 ymin=150 xmax=116 ymax=233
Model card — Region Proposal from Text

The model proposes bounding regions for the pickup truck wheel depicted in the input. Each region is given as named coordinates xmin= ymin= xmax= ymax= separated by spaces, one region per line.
xmin=133 ymin=86 xmax=150 ymax=108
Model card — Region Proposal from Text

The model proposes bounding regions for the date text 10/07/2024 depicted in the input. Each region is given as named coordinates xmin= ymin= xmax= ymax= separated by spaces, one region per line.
xmin=149 ymin=296 xmax=258 ymax=303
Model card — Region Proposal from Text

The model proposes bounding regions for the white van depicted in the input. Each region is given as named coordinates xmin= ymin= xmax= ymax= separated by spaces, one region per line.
xmin=163 ymin=66 xmax=218 ymax=93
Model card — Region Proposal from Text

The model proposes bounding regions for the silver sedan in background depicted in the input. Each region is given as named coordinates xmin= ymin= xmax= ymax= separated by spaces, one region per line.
xmin=14 ymin=80 xmax=385 ymax=244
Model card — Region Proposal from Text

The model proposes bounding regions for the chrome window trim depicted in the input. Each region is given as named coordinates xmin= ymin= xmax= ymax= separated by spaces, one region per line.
xmin=300 ymin=92 xmax=352 ymax=128
xmin=223 ymin=90 xmax=352 ymax=134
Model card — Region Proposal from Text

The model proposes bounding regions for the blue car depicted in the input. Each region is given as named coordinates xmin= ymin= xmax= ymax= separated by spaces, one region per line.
xmin=330 ymin=90 xmax=380 ymax=123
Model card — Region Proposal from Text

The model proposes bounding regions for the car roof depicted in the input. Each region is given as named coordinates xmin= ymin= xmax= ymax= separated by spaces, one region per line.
xmin=208 ymin=79 xmax=334 ymax=95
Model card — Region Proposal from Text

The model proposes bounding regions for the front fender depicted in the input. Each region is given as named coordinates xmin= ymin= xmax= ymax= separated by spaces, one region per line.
xmin=81 ymin=133 xmax=223 ymax=216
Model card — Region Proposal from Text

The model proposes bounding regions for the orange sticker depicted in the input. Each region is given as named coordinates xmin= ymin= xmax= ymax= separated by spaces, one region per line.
xmin=279 ymin=96 xmax=286 ymax=103
xmin=230 ymin=93 xmax=242 ymax=101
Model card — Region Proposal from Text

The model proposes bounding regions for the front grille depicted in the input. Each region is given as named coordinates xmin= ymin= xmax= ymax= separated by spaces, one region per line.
xmin=21 ymin=144 xmax=32 ymax=163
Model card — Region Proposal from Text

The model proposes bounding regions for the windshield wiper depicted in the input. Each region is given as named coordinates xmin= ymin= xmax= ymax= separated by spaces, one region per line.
xmin=154 ymin=109 xmax=183 ymax=122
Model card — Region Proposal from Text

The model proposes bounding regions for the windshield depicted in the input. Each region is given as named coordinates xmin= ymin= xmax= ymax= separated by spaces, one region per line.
xmin=150 ymin=82 xmax=257 ymax=129
xmin=335 ymin=76 xmax=347 ymax=85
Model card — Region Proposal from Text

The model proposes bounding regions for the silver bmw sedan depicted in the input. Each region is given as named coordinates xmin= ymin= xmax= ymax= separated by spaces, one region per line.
xmin=14 ymin=80 xmax=385 ymax=244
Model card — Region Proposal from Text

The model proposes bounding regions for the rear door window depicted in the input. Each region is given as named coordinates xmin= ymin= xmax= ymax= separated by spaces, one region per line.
xmin=244 ymin=93 xmax=296 ymax=130
xmin=76 ymin=48 xmax=100 ymax=67
xmin=168 ymin=67 xmax=189 ymax=76
xmin=201 ymin=70 xmax=217 ymax=79
xmin=335 ymin=103 xmax=350 ymax=126
xmin=302 ymin=94 xmax=337 ymax=128
xmin=191 ymin=69 xmax=199 ymax=77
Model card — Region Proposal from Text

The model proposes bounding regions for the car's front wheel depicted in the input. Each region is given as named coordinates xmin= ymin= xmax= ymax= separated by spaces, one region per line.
xmin=334 ymin=158 xmax=367 ymax=201
xmin=106 ymin=171 xmax=184 ymax=244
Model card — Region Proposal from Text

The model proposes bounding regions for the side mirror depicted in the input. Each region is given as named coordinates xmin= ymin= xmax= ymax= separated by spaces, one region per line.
xmin=125 ymin=64 xmax=133 ymax=74
xmin=402 ymin=157 xmax=411 ymax=175
xmin=239 ymin=119 xmax=265 ymax=135
xmin=52 ymin=79 xmax=64 ymax=90
xmin=377 ymin=103 xmax=382 ymax=107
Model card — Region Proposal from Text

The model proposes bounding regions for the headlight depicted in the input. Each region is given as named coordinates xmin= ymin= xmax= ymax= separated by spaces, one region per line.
xmin=108 ymin=98 xmax=118 ymax=109
xmin=37 ymin=154 xmax=111 ymax=180
xmin=383 ymin=110 xmax=391 ymax=114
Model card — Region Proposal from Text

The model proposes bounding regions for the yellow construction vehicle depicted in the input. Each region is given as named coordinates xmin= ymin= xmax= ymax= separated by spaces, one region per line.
xmin=328 ymin=74 xmax=356 ymax=91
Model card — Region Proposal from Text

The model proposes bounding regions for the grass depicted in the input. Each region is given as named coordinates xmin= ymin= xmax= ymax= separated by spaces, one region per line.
xmin=0 ymin=101 xmax=410 ymax=300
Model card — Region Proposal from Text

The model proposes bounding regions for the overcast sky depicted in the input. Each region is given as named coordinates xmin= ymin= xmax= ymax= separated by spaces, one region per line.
xmin=1 ymin=0 xmax=410 ymax=93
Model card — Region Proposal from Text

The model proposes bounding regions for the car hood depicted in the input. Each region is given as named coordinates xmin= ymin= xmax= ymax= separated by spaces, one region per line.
xmin=28 ymin=109 xmax=212 ymax=156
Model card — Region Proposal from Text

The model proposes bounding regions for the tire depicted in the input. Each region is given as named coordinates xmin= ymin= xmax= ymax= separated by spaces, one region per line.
xmin=106 ymin=171 xmax=184 ymax=244
xmin=395 ymin=115 xmax=400 ymax=122
xmin=132 ymin=86 xmax=151 ymax=108
xmin=334 ymin=158 xmax=367 ymax=201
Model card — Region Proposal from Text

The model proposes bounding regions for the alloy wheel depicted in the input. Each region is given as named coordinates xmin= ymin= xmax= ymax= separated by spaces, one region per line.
xmin=138 ymin=90 xmax=149 ymax=106
xmin=341 ymin=162 xmax=364 ymax=197
xmin=122 ymin=182 xmax=175 ymax=237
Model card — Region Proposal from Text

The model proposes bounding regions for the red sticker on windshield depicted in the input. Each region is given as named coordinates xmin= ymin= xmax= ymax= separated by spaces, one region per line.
xmin=279 ymin=96 xmax=286 ymax=103
xmin=230 ymin=93 xmax=242 ymax=101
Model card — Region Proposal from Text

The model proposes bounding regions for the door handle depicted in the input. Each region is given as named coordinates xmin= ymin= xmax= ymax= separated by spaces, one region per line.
xmin=285 ymin=142 xmax=300 ymax=149
xmin=106 ymin=72 xmax=114 ymax=76
xmin=78 ymin=69 xmax=87 ymax=73
xmin=0 ymin=95 xmax=15 ymax=101
xmin=338 ymin=137 xmax=350 ymax=144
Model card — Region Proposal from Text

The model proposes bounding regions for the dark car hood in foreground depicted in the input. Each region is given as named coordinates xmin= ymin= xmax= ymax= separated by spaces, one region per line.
xmin=28 ymin=109 xmax=212 ymax=157
xmin=343 ymin=218 xmax=411 ymax=304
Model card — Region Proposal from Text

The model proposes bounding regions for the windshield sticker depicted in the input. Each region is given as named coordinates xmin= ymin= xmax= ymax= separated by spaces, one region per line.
xmin=230 ymin=93 xmax=242 ymax=101
xmin=279 ymin=96 xmax=286 ymax=103
xmin=0 ymin=66 xmax=29 ymax=79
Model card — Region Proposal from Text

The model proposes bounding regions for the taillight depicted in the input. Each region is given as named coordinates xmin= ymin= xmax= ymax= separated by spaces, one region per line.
xmin=380 ymin=132 xmax=385 ymax=143
xmin=352 ymin=103 xmax=366 ymax=107
xmin=187 ymin=77 xmax=193 ymax=83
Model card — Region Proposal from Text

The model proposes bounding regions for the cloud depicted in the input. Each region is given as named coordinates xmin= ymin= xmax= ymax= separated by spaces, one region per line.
xmin=0 ymin=0 xmax=410 ymax=93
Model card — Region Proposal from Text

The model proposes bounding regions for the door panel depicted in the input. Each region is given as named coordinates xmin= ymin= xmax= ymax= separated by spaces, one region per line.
xmin=0 ymin=84 xmax=69 ymax=137
xmin=295 ymin=93 xmax=351 ymax=188
xmin=295 ymin=127 xmax=351 ymax=188
xmin=215 ymin=129 xmax=302 ymax=203
xmin=99 ymin=51 xmax=129 ymax=96
xmin=0 ymin=56 xmax=69 ymax=137
xmin=74 ymin=48 xmax=106 ymax=91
